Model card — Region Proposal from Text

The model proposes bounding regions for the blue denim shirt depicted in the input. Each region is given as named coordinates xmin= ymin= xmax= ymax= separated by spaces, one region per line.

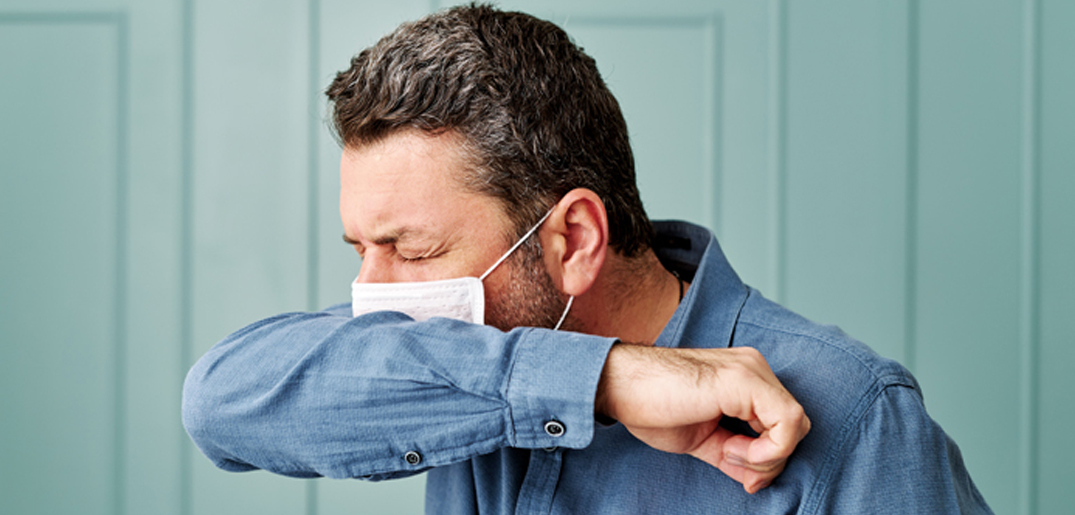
xmin=184 ymin=221 xmax=992 ymax=514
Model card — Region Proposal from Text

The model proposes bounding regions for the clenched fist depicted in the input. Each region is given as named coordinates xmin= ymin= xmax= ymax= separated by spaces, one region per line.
xmin=595 ymin=344 xmax=811 ymax=494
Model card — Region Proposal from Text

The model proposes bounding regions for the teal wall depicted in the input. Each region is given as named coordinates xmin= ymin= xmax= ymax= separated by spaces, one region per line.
xmin=1 ymin=1 xmax=1071 ymax=513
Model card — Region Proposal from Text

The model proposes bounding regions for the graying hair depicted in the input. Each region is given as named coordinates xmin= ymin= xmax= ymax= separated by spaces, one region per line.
xmin=326 ymin=3 xmax=654 ymax=256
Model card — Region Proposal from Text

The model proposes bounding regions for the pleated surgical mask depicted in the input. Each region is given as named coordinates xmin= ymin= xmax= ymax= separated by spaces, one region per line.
xmin=351 ymin=208 xmax=573 ymax=328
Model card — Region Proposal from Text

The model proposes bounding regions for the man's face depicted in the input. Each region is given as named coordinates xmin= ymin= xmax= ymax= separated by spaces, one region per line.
xmin=339 ymin=129 xmax=568 ymax=331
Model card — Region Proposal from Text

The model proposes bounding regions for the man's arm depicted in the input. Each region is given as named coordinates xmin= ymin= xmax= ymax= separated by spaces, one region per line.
xmin=182 ymin=307 xmax=616 ymax=479
xmin=183 ymin=306 xmax=808 ymax=489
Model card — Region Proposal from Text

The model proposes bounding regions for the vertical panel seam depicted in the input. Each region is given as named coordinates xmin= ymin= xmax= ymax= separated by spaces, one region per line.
xmin=904 ymin=0 xmax=920 ymax=374
xmin=767 ymin=0 xmax=788 ymax=303
xmin=114 ymin=13 xmax=129 ymax=515
xmin=306 ymin=0 xmax=321 ymax=513
xmin=179 ymin=1 xmax=194 ymax=514
xmin=306 ymin=0 xmax=321 ymax=315
xmin=704 ymin=14 xmax=723 ymax=236
xmin=1018 ymin=1 xmax=1042 ymax=513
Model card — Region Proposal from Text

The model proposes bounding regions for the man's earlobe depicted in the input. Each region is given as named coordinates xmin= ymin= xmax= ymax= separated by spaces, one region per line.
xmin=542 ymin=188 xmax=609 ymax=297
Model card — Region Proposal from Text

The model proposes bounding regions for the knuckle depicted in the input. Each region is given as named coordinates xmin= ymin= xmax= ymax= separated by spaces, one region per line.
xmin=789 ymin=403 xmax=806 ymax=421
xmin=737 ymin=346 xmax=763 ymax=362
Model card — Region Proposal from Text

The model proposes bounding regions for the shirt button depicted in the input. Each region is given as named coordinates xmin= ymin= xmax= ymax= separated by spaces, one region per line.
xmin=403 ymin=451 xmax=422 ymax=465
xmin=544 ymin=420 xmax=565 ymax=437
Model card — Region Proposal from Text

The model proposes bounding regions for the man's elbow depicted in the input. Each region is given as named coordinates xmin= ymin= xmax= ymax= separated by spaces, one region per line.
xmin=181 ymin=360 xmax=239 ymax=469
xmin=181 ymin=363 xmax=214 ymax=450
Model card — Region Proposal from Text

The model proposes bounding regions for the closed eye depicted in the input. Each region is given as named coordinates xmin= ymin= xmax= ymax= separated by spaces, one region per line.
xmin=398 ymin=249 xmax=443 ymax=263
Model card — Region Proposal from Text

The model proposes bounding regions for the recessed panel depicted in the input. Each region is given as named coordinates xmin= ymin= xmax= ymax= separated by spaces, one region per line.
xmin=569 ymin=20 xmax=713 ymax=227
xmin=783 ymin=2 xmax=909 ymax=362
xmin=1038 ymin=0 xmax=1075 ymax=512
xmin=190 ymin=0 xmax=310 ymax=513
xmin=0 ymin=20 xmax=119 ymax=515
xmin=915 ymin=1 xmax=1024 ymax=512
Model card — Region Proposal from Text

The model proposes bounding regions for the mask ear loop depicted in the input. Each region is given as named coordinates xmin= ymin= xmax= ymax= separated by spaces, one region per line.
xmin=552 ymin=295 xmax=574 ymax=331
xmin=479 ymin=208 xmax=556 ymax=281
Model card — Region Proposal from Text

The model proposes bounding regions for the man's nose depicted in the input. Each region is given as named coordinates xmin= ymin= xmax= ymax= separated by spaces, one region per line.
xmin=355 ymin=254 xmax=393 ymax=283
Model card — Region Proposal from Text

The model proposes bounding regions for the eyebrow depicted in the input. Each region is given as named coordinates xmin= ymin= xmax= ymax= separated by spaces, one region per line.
xmin=342 ymin=233 xmax=364 ymax=245
xmin=341 ymin=229 xmax=407 ymax=246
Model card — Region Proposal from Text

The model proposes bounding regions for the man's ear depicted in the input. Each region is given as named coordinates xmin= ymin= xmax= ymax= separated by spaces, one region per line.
xmin=539 ymin=188 xmax=609 ymax=296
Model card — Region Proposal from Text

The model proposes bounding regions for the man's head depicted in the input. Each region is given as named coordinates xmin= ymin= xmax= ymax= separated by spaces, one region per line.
xmin=326 ymin=3 xmax=653 ymax=255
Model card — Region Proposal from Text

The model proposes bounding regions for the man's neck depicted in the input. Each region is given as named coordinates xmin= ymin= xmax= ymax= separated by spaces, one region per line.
xmin=573 ymin=249 xmax=684 ymax=345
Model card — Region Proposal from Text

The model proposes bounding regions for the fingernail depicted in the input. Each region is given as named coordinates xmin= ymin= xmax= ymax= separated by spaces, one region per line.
xmin=746 ymin=480 xmax=770 ymax=494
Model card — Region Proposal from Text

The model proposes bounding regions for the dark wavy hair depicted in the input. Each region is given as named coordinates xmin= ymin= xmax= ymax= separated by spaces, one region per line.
xmin=326 ymin=3 xmax=653 ymax=256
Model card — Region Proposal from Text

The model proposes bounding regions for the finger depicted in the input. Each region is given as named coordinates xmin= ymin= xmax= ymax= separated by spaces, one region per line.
xmin=720 ymin=433 xmax=786 ymax=472
xmin=750 ymin=409 xmax=811 ymax=465
xmin=717 ymin=447 xmax=786 ymax=494
xmin=723 ymin=445 xmax=787 ymax=494
xmin=686 ymin=425 xmax=735 ymax=466
xmin=686 ymin=421 xmax=789 ymax=473
xmin=742 ymin=466 xmax=784 ymax=494
xmin=688 ymin=430 xmax=787 ymax=493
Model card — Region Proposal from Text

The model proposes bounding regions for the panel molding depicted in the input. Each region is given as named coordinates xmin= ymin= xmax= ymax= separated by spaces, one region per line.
xmin=904 ymin=0 xmax=920 ymax=372
xmin=0 ymin=11 xmax=129 ymax=515
xmin=179 ymin=1 xmax=194 ymax=514
xmin=1018 ymin=0 xmax=1042 ymax=514
xmin=766 ymin=0 xmax=787 ymax=304
xmin=306 ymin=4 xmax=323 ymax=514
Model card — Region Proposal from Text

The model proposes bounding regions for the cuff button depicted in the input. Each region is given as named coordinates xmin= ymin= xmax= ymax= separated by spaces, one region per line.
xmin=404 ymin=451 xmax=422 ymax=465
xmin=544 ymin=420 xmax=565 ymax=437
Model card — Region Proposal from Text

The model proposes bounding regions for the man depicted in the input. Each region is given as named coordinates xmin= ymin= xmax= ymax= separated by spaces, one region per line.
xmin=183 ymin=4 xmax=991 ymax=513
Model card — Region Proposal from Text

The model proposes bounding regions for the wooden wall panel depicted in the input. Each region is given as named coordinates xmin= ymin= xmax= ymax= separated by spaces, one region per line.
xmin=0 ymin=16 xmax=122 ymax=515
xmin=1037 ymin=0 xmax=1075 ymax=512
xmin=915 ymin=1 xmax=1025 ymax=512
xmin=569 ymin=19 xmax=715 ymax=228
xmin=783 ymin=1 xmax=910 ymax=363
xmin=189 ymin=0 xmax=311 ymax=513
xmin=705 ymin=2 xmax=776 ymax=295
xmin=122 ymin=2 xmax=187 ymax=514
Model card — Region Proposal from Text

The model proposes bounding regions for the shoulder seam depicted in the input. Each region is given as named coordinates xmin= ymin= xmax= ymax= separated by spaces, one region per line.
xmin=798 ymin=380 xmax=916 ymax=513
xmin=735 ymin=317 xmax=911 ymax=386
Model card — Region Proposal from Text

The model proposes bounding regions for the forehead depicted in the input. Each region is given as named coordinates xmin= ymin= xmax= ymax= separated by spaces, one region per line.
xmin=342 ymin=130 xmax=468 ymax=199
xmin=339 ymin=130 xmax=511 ymax=244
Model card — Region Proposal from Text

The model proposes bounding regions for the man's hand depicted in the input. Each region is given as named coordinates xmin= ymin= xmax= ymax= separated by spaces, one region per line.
xmin=595 ymin=344 xmax=810 ymax=494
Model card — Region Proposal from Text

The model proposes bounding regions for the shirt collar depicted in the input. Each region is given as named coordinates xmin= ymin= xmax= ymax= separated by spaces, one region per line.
xmin=651 ymin=221 xmax=749 ymax=350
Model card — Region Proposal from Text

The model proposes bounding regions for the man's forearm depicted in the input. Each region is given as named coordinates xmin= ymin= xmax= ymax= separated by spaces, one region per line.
xmin=183 ymin=307 xmax=807 ymax=491
xmin=182 ymin=307 xmax=616 ymax=479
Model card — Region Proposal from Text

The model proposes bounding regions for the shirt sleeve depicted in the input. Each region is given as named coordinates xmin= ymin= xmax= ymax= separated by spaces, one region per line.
xmin=807 ymin=383 xmax=994 ymax=514
xmin=181 ymin=305 xmax=617 ymax=480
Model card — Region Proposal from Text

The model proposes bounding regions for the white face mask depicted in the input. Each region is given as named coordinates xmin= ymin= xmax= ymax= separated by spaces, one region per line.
xmin=351 ymin=208 xmax=574 ymax=329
